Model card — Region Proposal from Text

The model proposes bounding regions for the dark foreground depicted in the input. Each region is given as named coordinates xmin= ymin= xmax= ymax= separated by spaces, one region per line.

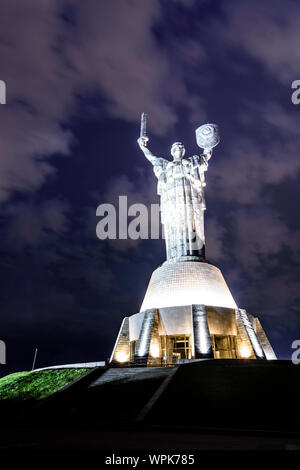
xmin=0 ymin=360 xmax=299 ymax=451
xmin=1 ymin=425 xmax=300 ymax=451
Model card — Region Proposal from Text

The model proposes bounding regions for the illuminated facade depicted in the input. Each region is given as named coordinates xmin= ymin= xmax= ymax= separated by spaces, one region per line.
xmin=110 ymin=265 xmax=277 ymax=365
xmin=110 ymin=123 xmax=277 ymax=365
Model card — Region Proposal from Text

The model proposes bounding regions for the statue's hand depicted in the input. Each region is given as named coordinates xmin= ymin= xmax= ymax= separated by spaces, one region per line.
xmin=137 ymin=136 xmax=149 ymax=150
xmin=203 ymin=148 xmax=212 ymax=161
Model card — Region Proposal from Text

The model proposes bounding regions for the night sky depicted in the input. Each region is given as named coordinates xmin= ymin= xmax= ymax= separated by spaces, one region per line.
xmin=1 ymin=0 xmax=300 ymax=377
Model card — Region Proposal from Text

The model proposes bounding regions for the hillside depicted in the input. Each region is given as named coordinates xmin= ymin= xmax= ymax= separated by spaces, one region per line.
xmin=0 ymin=368 xmax=89 ymax=400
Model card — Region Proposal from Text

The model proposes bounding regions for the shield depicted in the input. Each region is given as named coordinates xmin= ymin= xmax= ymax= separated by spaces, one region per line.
xmin=195 ymin=123 xmax=220 ymax=149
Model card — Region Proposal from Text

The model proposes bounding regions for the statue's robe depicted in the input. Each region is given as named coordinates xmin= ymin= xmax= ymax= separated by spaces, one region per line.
xmin=153 ymin=155 xmax=207 ymax=260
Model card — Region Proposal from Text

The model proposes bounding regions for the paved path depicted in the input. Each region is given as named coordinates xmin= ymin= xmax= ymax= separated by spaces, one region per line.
xmin=89 ymin=366 xmax=172 ymax=387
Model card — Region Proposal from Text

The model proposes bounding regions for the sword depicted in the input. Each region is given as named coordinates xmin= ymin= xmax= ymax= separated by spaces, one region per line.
xmin=140 ymin=112 xmax=148 ymax=142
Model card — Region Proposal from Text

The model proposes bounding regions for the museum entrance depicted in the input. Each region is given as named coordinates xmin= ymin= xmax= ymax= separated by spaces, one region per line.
xmin=211 ymin=334 xmax=237 ymax=359
xmin=161 ymin=335 xmax=192 ymax=364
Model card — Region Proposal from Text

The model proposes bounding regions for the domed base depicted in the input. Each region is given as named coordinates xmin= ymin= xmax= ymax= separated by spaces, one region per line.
xmin=140 ymin=261 xmax=237 ymax=311
xmin=110 ymin=260 xmax=277 ymax=366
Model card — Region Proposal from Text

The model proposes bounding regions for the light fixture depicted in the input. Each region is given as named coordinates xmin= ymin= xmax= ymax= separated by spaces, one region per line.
xmin=150 ymin=343 xmax=160 ymax=358
xmin=115 ymin=351 xmax=129 ymax=363
xmin=240 ymin=346 xmax=251 ymax=358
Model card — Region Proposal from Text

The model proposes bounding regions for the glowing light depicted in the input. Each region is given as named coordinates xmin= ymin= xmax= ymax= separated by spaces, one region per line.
xmin=240 ymin=346 xmax=251 ymax=358
xmin=115 ymin=351 xmax=129 ymax=363
xmin=150 ymin=343 xmax=160 ymax=358
xmin=140 ymin=262 xmax=237 ymax=311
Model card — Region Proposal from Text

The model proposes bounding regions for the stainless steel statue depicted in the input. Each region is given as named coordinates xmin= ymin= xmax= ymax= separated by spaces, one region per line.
xmin=138 ymin=114 xmax=219 ymax=261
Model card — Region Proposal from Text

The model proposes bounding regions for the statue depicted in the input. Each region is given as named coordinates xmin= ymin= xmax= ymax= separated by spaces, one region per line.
xmin=137 ymin=114 xmax=219 ymax=261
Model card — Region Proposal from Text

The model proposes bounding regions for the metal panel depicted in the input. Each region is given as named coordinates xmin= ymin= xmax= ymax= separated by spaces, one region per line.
xmin=192 ymin=304 xmax=214 ymax=358
xmin=134 ymin=309 xmax=156 ymax=361
xmin=255 ymin=317 xmax=277 ymax=360
xmin=236 ymin=309 xmax=265 ymax=359
xmin=109 ymin=317 xmax=130 ymax=363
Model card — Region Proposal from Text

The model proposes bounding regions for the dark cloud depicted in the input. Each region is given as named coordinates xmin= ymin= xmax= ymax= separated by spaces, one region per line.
xmin=219 ymin=0 xmax=300 ymax=83
xmin=3 ymin=199 xmax=69 ymax=249
xmin=0 ymin=0 xmax=207 ymax=203
xmin=0 ymin=0 xmax=74 ymax=201
xmin=65 ymin=0 xmax=207 ymax=133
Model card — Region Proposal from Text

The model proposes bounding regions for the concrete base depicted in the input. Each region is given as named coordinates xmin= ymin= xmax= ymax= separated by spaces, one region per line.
xmin=110 ymin=304 xmax=277 ymax=365
xmin=110 ymin=260 xmax=276 ymax=366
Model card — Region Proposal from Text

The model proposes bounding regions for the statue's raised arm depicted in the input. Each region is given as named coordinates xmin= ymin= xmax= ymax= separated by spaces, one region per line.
xmin=137 ymin=136 xmax=167 ymax=167
xmin=137 ymin=112 xmax=167 ymax=168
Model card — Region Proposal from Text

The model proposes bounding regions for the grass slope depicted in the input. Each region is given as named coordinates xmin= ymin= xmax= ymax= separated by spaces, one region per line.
xmin=0 ymin=368 xmax=89 ymax=400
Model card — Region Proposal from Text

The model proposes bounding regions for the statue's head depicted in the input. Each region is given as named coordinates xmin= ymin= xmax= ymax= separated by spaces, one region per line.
xmin=171 ymin=142 xmax=185 ymax=160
